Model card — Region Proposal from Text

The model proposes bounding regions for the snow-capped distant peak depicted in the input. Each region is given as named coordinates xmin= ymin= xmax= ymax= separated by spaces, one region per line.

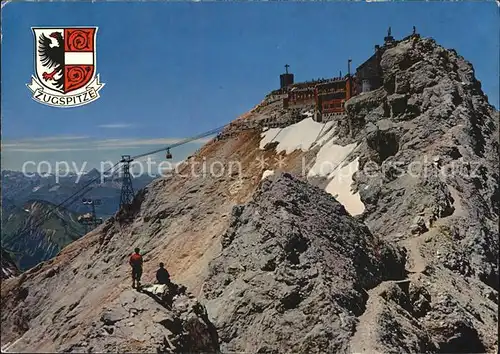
xmin=48 ymin=185 xmax=61 ymax=192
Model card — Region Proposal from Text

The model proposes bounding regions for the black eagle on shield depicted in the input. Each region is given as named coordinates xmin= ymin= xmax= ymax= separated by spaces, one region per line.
xmin=38 ymin=31 xmax=65 ymax=91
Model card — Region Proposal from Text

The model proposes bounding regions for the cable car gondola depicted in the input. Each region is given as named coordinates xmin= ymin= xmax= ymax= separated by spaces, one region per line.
xmin=78 ymin=213 xmax=93 ymax=222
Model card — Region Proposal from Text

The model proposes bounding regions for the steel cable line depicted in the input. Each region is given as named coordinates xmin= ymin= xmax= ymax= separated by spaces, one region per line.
xmin=131 ymin=124 xmax=229 ymax=160
xmin=4 ymin=123 xmax=231 ymax=242
xmin=1 ymin=182 xmax=107 ymax=255
xmin=0 ymin=199 xmax=84 ymax=251
xmin=1 ymin=123 xmax=235 ymax=263
xmin=3 ymin=162 xmax=121 ymax=246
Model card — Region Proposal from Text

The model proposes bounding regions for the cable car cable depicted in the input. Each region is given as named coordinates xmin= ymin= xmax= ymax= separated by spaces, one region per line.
xmin=7 ymin=122 xmax=233 ymax=245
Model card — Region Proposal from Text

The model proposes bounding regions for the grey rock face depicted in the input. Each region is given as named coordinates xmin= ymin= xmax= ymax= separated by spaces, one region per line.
xmin=345 ymin=36 xmax=498 ymax=351
xmin=203 ymin=173 xmax=406 ymax=353
xmin=422 ymin=293 xmax=486 ymax=353
xmin=6 ymin=282 xmax=219 ymax=353
xmin=348 ymin=36 xmax=498 ymax=287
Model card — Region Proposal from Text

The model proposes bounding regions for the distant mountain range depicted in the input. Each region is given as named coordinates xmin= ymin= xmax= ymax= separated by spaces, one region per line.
xmin=1 ymin=168 xmax=156 ymax=218
xmin=1 ymin=169 xmax=156 ymax=270
xmin=1 ymin=199 xmax=85 ymax=270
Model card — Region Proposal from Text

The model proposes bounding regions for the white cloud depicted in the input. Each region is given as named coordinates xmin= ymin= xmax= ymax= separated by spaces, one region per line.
xmin=3 ymin=136 xmax=90 ymax=145
xmin=2 ymin=136 xmax=213 ymax=153
xmin=97 ymin=123 xmax=134 ymax=129
xmin=31 ymin=135 xmax=90 ymax=141
xmin=96 ymin=137 xmax=212 ymax=148
xmin=5 ymin=147 xmax=97 ymax=152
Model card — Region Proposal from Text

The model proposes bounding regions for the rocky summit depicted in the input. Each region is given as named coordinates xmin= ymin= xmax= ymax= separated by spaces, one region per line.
xmin=1 ymin=34 xmax=498 ymax=353
xmin=203 ymin=173 xmax=406 ymax=353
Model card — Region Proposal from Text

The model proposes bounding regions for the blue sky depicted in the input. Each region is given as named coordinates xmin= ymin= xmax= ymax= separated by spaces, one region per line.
xmin=2 ymin=1 xmax=498 ymax=172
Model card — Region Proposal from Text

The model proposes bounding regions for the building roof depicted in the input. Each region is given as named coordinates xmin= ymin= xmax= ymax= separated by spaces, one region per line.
xmin=290 ymin=86 xmax=316 ymax=92
xmin=316 ymin=77 xmax=348 ymax=89
xmin=356 ymin=52 xmax=378 ymax=72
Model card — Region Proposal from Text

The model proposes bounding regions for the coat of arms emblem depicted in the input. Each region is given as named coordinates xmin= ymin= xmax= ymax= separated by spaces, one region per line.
xmin=27 ymin=27 xmax=104 ymax=108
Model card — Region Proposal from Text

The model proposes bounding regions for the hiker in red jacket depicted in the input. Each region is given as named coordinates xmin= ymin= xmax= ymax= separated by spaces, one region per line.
xmin=129 ymin=247 xmax=143 ymax=288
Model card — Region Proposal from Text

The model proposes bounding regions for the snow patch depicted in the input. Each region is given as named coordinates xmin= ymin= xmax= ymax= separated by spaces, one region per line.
xmin=325 ymin=157 xmax=365 ymax=216
xmin=32 ymin=186 xmax=42 ymax=192
xmin=259 ymin=118 xmax=332 ymax=154
xmin=261 ymin=170 xmax=274 ymax=180
xmin=314 ymin=122 xmax=336 ymax=145
xmin=307 ymin=141 xmax=357 ymax=178
xmin=142 ymin=284 xmax=168 ymax=295
xmin=260 ymin=127 xmax=281 ymax=148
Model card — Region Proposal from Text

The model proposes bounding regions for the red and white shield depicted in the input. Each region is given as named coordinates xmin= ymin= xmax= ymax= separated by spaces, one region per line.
xmin=32 ymin=27 xmax=97 ymax=94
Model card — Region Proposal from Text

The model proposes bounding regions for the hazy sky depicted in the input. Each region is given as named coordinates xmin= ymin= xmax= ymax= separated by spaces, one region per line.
xmin=2 ymin=1 xmax=498 ymax=172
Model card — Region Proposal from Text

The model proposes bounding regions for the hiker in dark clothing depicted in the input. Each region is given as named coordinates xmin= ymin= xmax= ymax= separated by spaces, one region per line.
xmin=156 ymin=262 xmax=170 ymax=284
xmin=129 ymin=247 xmax=143 ymax=288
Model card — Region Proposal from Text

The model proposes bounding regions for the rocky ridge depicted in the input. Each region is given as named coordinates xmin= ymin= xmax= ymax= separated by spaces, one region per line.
xmin=204 ymin=173 xmax=406 ymax=353
xmin=340 ymin=36 xmax=499 ymax=352
xmin=1 ymin=281 xmax=219 ymax=353
xmin=65 ymin=283 xmax=219 ymax=353
xmin=1 ymin=34 xmax=498 ymax=352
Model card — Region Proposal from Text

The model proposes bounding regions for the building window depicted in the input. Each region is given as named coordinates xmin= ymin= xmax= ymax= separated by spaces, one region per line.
xmin=362 ymin=79 xmax=371 ymax=93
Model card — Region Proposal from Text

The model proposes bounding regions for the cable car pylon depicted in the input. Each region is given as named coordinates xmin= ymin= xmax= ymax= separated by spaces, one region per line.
xmin=119 ymin=155 xmax=135 ymax=213
xmin=7 ymin=124 xmax=228 ymax=237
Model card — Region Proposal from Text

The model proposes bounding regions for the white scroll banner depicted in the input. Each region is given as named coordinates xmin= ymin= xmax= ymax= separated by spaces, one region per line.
xmin=26 ymin=75 xmax=105 ymax=108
